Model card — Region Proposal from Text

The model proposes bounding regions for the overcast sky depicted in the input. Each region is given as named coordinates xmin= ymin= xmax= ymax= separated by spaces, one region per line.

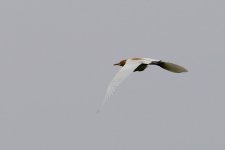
xmin=0 ymin=0 xmax=225 ymax=150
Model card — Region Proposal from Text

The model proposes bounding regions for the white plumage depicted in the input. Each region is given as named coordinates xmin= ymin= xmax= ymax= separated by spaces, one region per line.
xmin=97 ymin=58 xmax=187 ymax=112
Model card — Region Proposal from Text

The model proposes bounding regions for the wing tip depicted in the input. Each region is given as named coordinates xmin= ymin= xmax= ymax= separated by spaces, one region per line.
xmin=96 ymin=97 xmax=108 ymax=113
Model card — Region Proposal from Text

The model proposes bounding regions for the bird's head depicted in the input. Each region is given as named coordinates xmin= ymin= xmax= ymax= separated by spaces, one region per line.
xmin=114 ymin=59 xmax=126 ymax=66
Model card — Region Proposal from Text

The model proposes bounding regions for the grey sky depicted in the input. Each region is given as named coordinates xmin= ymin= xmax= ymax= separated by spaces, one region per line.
xmin=0 ymin=0 xmax=225 ymax=150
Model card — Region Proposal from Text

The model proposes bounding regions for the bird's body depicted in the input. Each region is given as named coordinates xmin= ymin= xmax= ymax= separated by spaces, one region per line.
xmin=97 ymin=58 xmax=188 ymax=112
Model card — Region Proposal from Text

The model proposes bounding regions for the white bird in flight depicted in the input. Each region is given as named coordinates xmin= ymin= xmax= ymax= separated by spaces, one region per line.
xmin=97 ymin=57 xmax=188 ymax=112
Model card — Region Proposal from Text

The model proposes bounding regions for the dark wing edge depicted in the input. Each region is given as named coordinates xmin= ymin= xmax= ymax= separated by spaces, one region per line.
xmin=133 ymin=64 xmax=148 ymax=72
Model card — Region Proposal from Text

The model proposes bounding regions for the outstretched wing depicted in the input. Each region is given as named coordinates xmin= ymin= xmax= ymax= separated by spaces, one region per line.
xmin=158 ymin=61 xmax=188 ymax=73
xmin=97 ymin=59 xmax=142 ymax=112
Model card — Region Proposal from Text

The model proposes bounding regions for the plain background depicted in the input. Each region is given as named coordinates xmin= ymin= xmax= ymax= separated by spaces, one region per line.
xmin=0 ymin=0 xmax=225 ymax=150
